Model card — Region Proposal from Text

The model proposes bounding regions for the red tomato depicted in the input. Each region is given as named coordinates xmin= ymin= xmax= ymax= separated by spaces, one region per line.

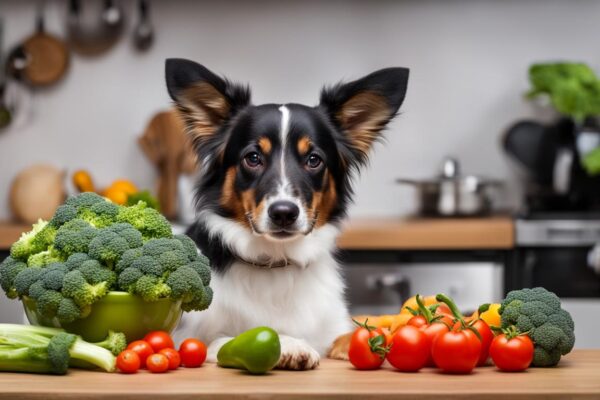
xmin=159 ymin=348 xmax=181 ymax=370
xmin=490 ymin=333 xmax=534 ymax=372
xmin=146 ymin=353 xmax=170 ymax=373
xmin=432 ymin=328 xmax=481 ymax=373
xmin=387 ymin=325 xmax=429 ymax=372
xmin=348 ymin=325 xmax=388 ymax=370
xmin=471 ymin=319 xmax=494 ymax=366
xmin=144 ymin=331 xmax=175 ymax=353
xmin=116 ymin=350 xmax=140 ymax=374
xmin=407 ymin=316 xmax=450 ymax=367
xmin=126 ymin=340 xmax=154 ymax=368
xmin=179 ymin=338 xmax=207 ymax=368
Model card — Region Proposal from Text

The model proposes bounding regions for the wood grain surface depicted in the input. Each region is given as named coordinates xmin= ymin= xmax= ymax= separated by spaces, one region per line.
xmin=0 ymin=350 xmax=597 ymax=400
xmin=337 ymin=216 xmax=514 ymax=250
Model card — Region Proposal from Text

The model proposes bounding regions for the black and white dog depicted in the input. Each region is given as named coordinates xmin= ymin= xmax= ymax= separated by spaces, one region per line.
xmin=166 ymin=59 xmax=408 ymax=370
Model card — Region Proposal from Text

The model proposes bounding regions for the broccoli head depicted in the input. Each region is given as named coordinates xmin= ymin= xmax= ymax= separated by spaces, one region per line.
xmin=27 ymin=247 xmax=63 ymax=268
xmin=54 ymin=219 xmax=98 ymax=256
xmin=13 ymin=267 xmax=44 ymax=297
xmin=115 ymin=248 xmax=142 ymax=274
xmin=88 ymin=229 xmax=130 ymax=269
xmin=78 ymin=201 xmax=121 ymax=228
xmin=65 ymin=192 xmax=105 ymax=209
xmin=500 ymin=287 xmax=575 ymax=367
xmin=62 ymin=270 xmax=110 ymax=308
xmin=64 ymin=253 xmax=92 ymax=271
xmin=49 ymin=205 xmax=78 ymax=228
xmin=116 ymin=201 xmax=172 ymax=240
xmin=0 ymin=257 xmax=27 ymax=299
xmin=107 ymin=223 xmax=143 ymax=249
xmin=10 ymin=220 xmax=50 ymax=261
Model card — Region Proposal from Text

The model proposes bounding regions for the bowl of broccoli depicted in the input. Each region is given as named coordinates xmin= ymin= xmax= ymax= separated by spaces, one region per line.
xmin=0 ymin=192 xmax=212 ymax=342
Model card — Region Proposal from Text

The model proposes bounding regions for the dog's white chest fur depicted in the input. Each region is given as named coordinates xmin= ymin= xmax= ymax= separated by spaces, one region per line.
xmin=173 ymin=212 xmax=352 ymax=359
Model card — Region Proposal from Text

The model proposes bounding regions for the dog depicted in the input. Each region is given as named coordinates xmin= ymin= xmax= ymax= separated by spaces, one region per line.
xmin=166 ymin=59 xmax=409 ymax=370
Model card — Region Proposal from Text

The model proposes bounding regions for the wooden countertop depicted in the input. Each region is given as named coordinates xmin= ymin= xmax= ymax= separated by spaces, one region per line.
xmin=0 ymin=216 xmax=515 ymax=252
xmin=0 ymin=350 xmax=597 ymax=399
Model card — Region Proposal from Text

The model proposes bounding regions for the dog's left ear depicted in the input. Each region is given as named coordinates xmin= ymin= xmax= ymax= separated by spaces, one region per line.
xmin=319 ymin=67 xmax=409 ymax=165
xmin=165 ymin=58 xmax=250 ymax=155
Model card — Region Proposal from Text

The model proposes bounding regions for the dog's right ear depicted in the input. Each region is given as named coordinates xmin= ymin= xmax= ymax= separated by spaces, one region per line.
xmin=165 ymin=58 xmax=251 ymax=153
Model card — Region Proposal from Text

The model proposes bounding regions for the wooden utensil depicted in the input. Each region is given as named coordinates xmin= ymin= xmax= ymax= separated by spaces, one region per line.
xmin=138 ymin=109 xmax=197 ymax=220
xmin=20 ymin=3 xmax=69 ymax=86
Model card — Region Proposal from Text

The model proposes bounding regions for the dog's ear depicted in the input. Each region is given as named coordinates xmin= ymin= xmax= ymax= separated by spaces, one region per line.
xmin=165 ymin=58 xmax=251 ymax=158
xmin=319 ymin=67 xmax=409 ymax=166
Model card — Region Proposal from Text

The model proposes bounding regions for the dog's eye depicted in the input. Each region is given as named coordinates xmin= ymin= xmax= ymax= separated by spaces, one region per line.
xmin=306 ymin=153 xmax=323 ymax=170
xmin=244 ymin=152 xmax=263 ymax=169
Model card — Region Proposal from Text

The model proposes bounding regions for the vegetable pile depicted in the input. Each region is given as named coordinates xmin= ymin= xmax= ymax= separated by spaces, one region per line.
xmin=0 ymin=324 xmax=125 ymax=374
xmin=0 ymin=192 xmax=212 ymax=323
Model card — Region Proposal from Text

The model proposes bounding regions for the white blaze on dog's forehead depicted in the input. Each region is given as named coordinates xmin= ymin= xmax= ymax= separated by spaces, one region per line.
xmin=278 ymin=105 xmax=291 ymax=192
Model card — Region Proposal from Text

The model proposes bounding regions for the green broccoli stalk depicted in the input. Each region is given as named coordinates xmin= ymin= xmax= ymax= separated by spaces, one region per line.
xmin=500 ymin=287 xmax=575 ymax=367
xmin=0 ymin=324 xmax=117 ymax=374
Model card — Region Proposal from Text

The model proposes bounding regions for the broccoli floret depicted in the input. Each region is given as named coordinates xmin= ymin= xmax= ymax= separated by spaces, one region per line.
xmin=88 ymin=230 xmax=129 ymax=269
xmin=117 ymin=267 xmax=144 ymax=292
xmin=28 ymin=281 xmax=46 ymax=300
xmin=54 ymin=219 xmax=98 ymax=255
xmin=115 ymin=248 xmax=143 ymax=274
xmin=49 ymin=205 xmax=78 ymax=227
xmin=141 ymin=237 xmax=183 ymax=257
xmin=500 ymin=287 xmax=575 ymax=367
xmin=27 ymin=247 xmax=63 ymax=268
xmin=65 ymin=192 xmax=105 ymax=209
xmin=57 ymin=297 xmax=89 ymax=323
xmin=188 ymin=260 xmax=211 ymax=286
xmin=116 ymin=201 xmax=173 ymax=240
xmin=77 ymin=259 xmax=116 ymax=288
xmin=36 ymin=290 xmax=63 ymax=318
xmin=91 ymin=331 xmax=127 ymax=356
xmin=10 ymin=220 xmax=49 ymax=261
xmin=107 ymin=223 xmax=143 ymax=249
xmin=166 ymin=266 xmax=203 ymax=302
xmin=174 ymin=234 xmax=199 ymax=261
xmin=13 ymin=267 xmax=44 ymax=297
xmin=130 ymin=256 xmax=165 ymax=277
xmin=41 ymin=265 xmax=67 ymax=291
xmin=134 ymin=275 xmax=171 ymax=302
xmin=182 ymin=285 xmax=213 ymax=312
xmin=78 ymin=201 xmax=121 ymax=228
xmin=62 ymin=270 xmax=109 ymax=308
xmin=0 ymin=257 xmax=27 ymax=299
xmin=157 ymin=251 xmax=188 ymax=272
xmin=64 ymin=253 xmax=92 ymax=271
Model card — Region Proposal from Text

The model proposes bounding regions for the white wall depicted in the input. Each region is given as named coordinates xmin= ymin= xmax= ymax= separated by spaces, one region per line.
xmin=0 ymin=0 xmax=597 ymax=220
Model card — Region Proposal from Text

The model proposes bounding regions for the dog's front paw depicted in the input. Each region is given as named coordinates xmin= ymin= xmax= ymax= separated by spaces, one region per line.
xmin=277 ymin=336 xmax=320 ymax=370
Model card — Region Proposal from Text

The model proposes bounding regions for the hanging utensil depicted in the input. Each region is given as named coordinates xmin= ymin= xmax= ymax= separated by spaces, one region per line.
xmin=133 ymin=0 xmax=154 ymax=51
xmin=67 ymin=0 xmax=125 ymax=56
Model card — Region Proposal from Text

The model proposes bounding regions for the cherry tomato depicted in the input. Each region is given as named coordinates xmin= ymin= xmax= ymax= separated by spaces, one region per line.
xmin=348 ymin=323 xmax=388 ymax=370
xmin=146 ymin=353 xmax=170 ymax=373
xmin=490 ymin=333 xmax=534 ymax=372
xmin=144 ymin=331 xmax=175 ymax=353
xmin=116 ymin=350 xmax=141 ymax=374
xmin=179 ymin=338 xmax=207 ymax=368
xmin=126 ymin=340 xmax=154 ymax=368
xmin=407 ymin=316 xmax=450 ymax=367
xmin=386 ymin=325 xmax=429 ymax=372
xmin=471 ymin=319 xmax=494 ymax=366
xmin=159 ymin=348 xmax=181 ymax=370
xmin=432 ymin=328 xmax=481 ymax=373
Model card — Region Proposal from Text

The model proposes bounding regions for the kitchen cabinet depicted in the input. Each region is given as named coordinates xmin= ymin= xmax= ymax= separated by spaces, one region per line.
xmin=0 ymin=350 xmax=597 ymax=399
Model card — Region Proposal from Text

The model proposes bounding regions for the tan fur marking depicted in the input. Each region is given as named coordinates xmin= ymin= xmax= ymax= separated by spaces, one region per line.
xmin=297 ymin=136 xmax=311 ymax=156
xmin=258 ymin=137 xmax=272 ymax=154
xmin=336 ymin=91 xmax=390 ymax=155
xmin=310 ymin=172 xmax=338 ymax=227
xmin=220 ymin=167 xmax=248 ymax=226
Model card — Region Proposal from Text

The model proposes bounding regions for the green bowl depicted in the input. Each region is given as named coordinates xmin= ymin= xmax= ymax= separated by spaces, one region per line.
xmin=23 ymin=292 xmax=182 ymax=343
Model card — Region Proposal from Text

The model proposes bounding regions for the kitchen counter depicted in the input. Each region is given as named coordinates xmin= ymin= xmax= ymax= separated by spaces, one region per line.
xmin=0 ymin=350 xmax=597 ymax=399
xmin=0 ymin=216 xmax=515 ymax=252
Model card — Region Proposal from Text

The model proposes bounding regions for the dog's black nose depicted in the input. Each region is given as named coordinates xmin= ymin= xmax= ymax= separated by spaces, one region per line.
xmin=268 ymin=201 xmax=299 ymax=227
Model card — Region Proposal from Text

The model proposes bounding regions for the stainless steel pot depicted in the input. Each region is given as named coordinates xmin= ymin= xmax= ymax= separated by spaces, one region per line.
xmin=396 ymin=158 xmax=503 ymax=217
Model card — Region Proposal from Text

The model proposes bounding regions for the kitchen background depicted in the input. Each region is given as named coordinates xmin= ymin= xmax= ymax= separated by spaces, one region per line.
xmin=1 ymin=0 xmax=599 ymax=347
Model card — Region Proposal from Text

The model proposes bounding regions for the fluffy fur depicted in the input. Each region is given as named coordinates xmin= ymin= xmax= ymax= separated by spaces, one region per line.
xmin=166 ymin=59 xmax=409 ymax=370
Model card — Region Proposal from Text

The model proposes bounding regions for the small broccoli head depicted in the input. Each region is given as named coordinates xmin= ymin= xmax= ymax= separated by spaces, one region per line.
xmin=49 ymin=205 xmax=78 ymax=228
xmin=36 ymin=290 xmax=64 ymax=318
xmin=54 ymin=219 xmax=98 ymax=255
xmin=78 ymin=201 xmax=121 ymax=228
xmin=142 ymin=238 xmax=183 ymax=257
xmin=57 ymin=297 xmax=88 ymax=323
xmin=174 ymin=234 xmax=199 ymax=261
xmin=134 ymin=275 xmax=171 ymax=302
xmin=62 ymin=270 xmax=110 ymax=307
xmin=157 ymin=250 xmax=188 ymax=273
xmin=47 ymin=332 xmax=77 ymax=374
xmin=88 ymin=230 xmax=130 ymax=268
xmin=188 ymin=260 xmax=211 ymax=286
xmin=500 ymin=287 xmax=575 ymax=367
xmin=77 ymin=259 xmax=117 ymax=287
xmin=0 ymin=257 xmax=27 ymax=299
xmin=182 ymin=285 xmax=213 ymax=312
xmin=117 ymin=267 xmax=144 ymax=292
xmin=131 ymin=256 xmax=165 ymax=277
xmin=93 ymin=331 xmax=127 ymax=355
xmin=64 ymin=253 xmax=92 ymax=271
xmin=13 ymin=267 xmax=44 ymax=297
xmin=65 ymin=192 xmax=105 ymax=209
xmin=10 ymin=220 xmax=50 ymax=261
xmin=41 ymin=264 xmax=68 ymax=291
xmin=115 ymin=248 xmax=143 ymax=274
xmin=107 ymin=223 xmax=143 ymax=249
xmin=117 ymin=202 xmax=172 ymax=241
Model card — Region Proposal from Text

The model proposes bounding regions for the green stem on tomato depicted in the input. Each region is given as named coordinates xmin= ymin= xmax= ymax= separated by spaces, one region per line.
xmin=435 ymin=293 xmax=465 ymax=323
xmin=416 ymin=294 xmax=435 ymax=323
xmin=352 ymin=318 xmax=377 ymax=332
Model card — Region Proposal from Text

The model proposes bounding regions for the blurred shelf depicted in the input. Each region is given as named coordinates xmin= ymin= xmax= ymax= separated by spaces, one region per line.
xmin=337 ymin=216 xmax=515 ymax=250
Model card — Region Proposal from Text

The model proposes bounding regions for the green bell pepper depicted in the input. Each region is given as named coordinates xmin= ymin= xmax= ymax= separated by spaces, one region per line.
xmin=217 ymin=326 xmax=281 ymax=374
